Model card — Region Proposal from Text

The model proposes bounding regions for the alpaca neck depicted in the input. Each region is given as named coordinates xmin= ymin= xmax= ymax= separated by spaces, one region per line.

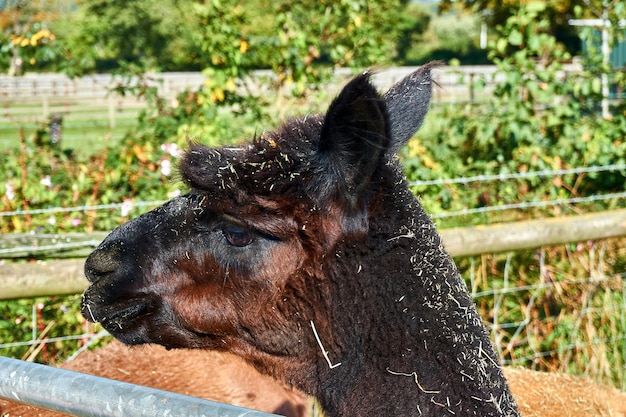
xmin=311 ymin=187 xmax=520 ymax=416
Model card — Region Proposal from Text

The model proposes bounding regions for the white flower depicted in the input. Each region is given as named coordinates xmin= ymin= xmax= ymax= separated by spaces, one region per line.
xmin=47 ymin=216 xmax=56 ymax=225
xmin=167 ymin=189 xmax=182 ymax=199
xmin=40 ymin=175 xmax=52 ymax=188
xmin=5 ymin=183 xmax=15 ymax=201
xmin=161 ymin=159 xmax=172 ymax=177
xmin=160 ymin=143 xmax=183 ymax=158
xmin=120 ymin=199 xmax=134 ymax=217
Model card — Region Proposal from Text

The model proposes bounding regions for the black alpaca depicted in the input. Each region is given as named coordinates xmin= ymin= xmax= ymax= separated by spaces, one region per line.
xmin=82 ymin=64 xmax=520 ymax=416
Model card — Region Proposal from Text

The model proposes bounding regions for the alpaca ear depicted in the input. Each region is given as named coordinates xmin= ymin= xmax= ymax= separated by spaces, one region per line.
xmin=313 ymin=72 xmax=389 ymax=233
xmin=383 ymin=62 xmax=437 ymax=155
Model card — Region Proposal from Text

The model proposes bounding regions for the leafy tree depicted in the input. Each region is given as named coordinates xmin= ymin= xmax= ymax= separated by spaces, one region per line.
xmin=0 ymin=0 xmax=63 ymax=75
xmin=403 ymin=2 xmax=626 ymax=216
xmin=395 ymin=3 xmax=431 ymax=63
xmin=571 ymin=1 xmax=626 ymax=119
xmin=58 ymin=0 xmax=203 ymax=72
xmin=438 ymin=0 xmax=587 ymax=54
xmin=179 ymin=0 xmax=427 ymax=101
xmin=2 ymin=0 xmax=429 ymax=75
xmin=410 ymin=9 xmax=485 ymax=65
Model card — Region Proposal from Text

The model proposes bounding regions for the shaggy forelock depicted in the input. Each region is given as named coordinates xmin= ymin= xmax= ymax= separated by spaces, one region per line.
xmin=179 ymin=116 xmax=325 ymax=202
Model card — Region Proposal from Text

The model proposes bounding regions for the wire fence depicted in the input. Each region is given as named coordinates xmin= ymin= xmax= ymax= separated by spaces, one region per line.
xmin=1 ymin=163 xmax=625 ymax=219
xmin=1 ymin=162 xmax=625 ymax=395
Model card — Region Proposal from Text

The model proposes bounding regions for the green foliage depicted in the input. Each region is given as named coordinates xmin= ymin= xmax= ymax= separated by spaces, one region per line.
xmin=403 ymin=2 xmax=626 ymax=220
xmin=192 ymin=0 xmax=423 ymax=79
xmin=0 ymin=295 xmax=100 ymax=362
xmin=0 ymin=1 xmax=61 ymax=75
xmin=275 ymin=0 xmax=403 ymax=68
xmin=2 ymin=0 xmax=429 ymax=75
xmin=58 ymin=0 xmax=202 ymax=73
xmin=197 ymin=0 xmax=420 ymax=96
xmin=0 ymin=125 xmax=183 ymax=234
xmin=438 ymin=0 xmax=585 ymax=55
xmin=395 ymin=3 xmax=432 ymax=63
xmin=401 ymin=4 xmax=490 ymax=66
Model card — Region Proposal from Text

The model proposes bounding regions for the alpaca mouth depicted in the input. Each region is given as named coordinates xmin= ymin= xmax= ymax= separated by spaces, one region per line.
xmin=81 ymin=294 xmax=148 ymax=329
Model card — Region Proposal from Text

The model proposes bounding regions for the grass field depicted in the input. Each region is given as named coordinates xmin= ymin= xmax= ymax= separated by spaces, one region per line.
xmin=0 ymin=96 xmax=144 ymax=152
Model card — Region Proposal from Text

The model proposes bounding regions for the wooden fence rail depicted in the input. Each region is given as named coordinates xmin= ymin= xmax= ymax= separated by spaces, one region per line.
xmin=1 ymin=209 xmax=625 ymax=300
xmin=0 ymin=64 xmax=586 ymax=111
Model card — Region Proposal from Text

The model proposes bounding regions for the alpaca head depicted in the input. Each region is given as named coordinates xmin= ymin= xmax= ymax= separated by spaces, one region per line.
xmin=82 ymin=64 xmax=519 ymax=416
xmin=82 ymin=66 xmax=431 ymax=355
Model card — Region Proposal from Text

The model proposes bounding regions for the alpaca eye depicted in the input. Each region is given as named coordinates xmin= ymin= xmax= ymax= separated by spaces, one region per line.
xmin=222 ymin=226 xmax=254 ymax=247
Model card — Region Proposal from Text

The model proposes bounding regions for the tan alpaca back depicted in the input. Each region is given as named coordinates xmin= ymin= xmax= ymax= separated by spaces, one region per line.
xmin=505 ymin=367 xmax=626 ymax=417
xmin=0 ymin=341 xmax=312 ymax=417
xmin=3 ymin=343 xmax=625 ymax=417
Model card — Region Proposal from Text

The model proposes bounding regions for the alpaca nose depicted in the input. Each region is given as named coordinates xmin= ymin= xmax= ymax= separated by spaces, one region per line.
xmin=84 ymin=244 xmax=123 ymax=283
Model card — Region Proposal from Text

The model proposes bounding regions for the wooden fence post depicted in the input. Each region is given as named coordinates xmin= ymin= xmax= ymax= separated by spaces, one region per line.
xmin=108 ymin=94 xmax=116 ymax=129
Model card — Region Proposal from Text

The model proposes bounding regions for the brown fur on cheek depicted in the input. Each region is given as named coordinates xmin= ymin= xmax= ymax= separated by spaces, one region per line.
xmin=260 ymin=240 xmax=306 ymax=287
xmin=166 ymin=240 xmax=306 ymax=337
xmin=153 ymin=255 xmax=240 ymax=338
xmin=169 ymin=288 xmax=240 ymax=337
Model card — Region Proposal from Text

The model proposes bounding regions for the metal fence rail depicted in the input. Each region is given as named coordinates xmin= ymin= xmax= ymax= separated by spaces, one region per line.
xmin=0 ymin=356 xmax=278 ymax=417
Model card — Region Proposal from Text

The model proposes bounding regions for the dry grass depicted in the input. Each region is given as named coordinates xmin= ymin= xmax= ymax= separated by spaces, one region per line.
xmin=459 ymin=237 xmax=626 ymax=390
